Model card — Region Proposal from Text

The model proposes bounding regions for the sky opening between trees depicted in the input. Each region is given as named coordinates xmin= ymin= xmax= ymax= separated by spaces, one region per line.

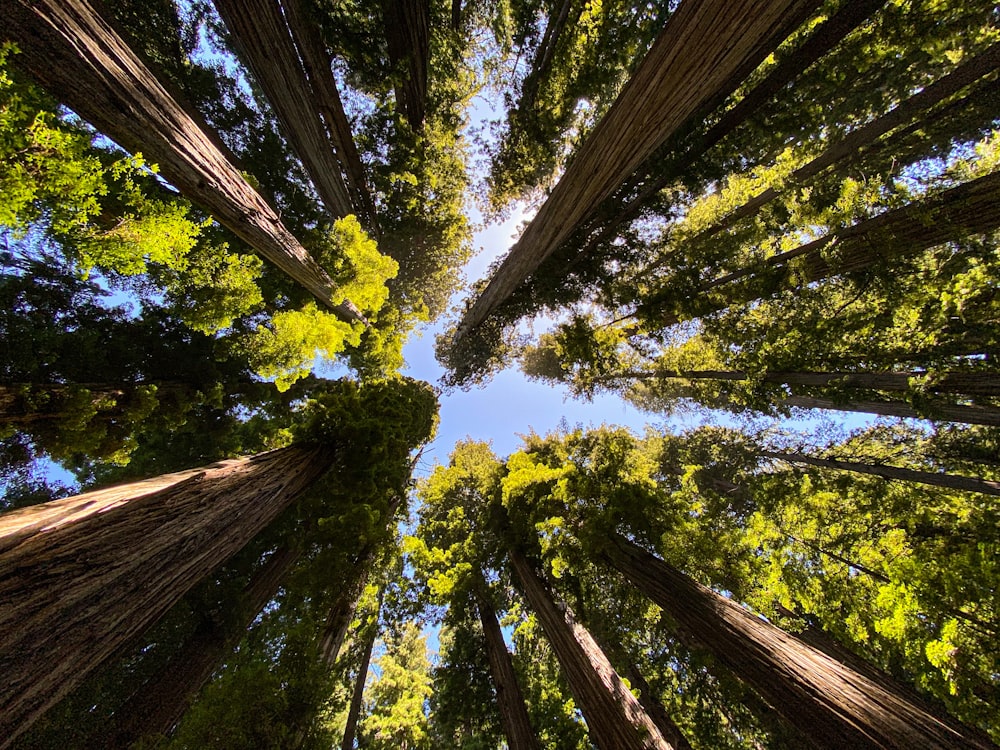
xmin=1 ymin=1 xmax=999 ymax=748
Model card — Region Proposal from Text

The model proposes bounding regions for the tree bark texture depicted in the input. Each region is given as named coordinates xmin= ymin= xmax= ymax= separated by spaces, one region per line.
xmin=380 ymin=0 xmax=430 ymax=131
xmin=213 ymin=0 xmax=355 ymax=220
xmin=100 ymin=545 xmax=302 ymax=746
xmin=455 ymin=0 xmax=823 ymax=341
xmin=601 ymin=533 xmax=997 ymax=750
xmin=0 ymin=445 xmax=333 ymax=747
xmin=474 ymin=580 xmax=541 ymax=750
xmin=280 ymin=0 xmax=377 ymax=231
xmin=508 ymin=548 xmax=674 ymax=750
xmin=6 ymin=0 xmax=364 ymax=323
xmin=640 ymin=170 xmax=1000 ymax=327
xmin=760 ymin=449 xmax=1000 ymax=498
xmin=340 ymin=592 xmax=381 ymax=750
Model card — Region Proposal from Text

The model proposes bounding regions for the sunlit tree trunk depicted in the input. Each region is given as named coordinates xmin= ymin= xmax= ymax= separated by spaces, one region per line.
xmin=455 ymin=0 xmax=822 ymax=341
xmin=508 ymin=548 xmax=674 ymax=750
xmin=473 ymin=577 xmax=541 ymax=750
xmin=7 ymin=0 xmax=364 ymax=323
xmin=601 ymin=532 xmax=997 ymax=750
xmin=99 ymin=545 xmax=302 ymax=746
xmin=0 ymin=446 xmax=334 ymax=748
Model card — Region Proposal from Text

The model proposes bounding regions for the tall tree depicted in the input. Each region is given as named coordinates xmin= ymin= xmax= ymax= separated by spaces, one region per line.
xmin=6 ymin=0 xmax=365 ymax=321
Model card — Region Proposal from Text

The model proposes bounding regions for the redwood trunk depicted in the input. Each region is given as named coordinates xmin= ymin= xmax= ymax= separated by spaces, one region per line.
xmin=474 ymin=580 xmax=541 ymax=750
xmin=340 ymin=593 xmax=381 ymax=750
xmin=601 ymin=533 xmax=996 ymax=749
xmin=103 ymin=545 xmax=303 ymax=745
xmin=381 ymin=0 xmax=430 ymax=131
xmin=761 ymin=449 xmax=1000 ymax=497
xmin=508 ymin=548 xmax=673 ymax=750
xmin=213 ymin=0 xmax=355 ymax=219
xmin=0 ymin=445 xmax=333 ymax=747
xmin=782 ymin=394 xmax=1000 ymax=428
xmin=6 ymin=0 xmax=363 ymax=322
xmin=455 ymin=0 xmax=823 ymax=340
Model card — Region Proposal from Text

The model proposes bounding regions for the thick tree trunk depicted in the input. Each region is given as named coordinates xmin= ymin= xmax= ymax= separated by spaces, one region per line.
xmin=99 ymin=544 xmax=302 ymax=745
xmin=0 ymin=445 xmax=334 ymax=748
xmin=640 ymin=170 xmax=1000 ymax=327
xmin=761 ymin=449 xmax=1000 ymax=497
xmin=340 ymin=591 xmax=381 ymax=750
xmin=508 ymin=548 xmax=674 ymax=750
xmin=455 ymin=0 xmax=823 ymax=341
xmin=280 ymin=0 xmax=377 ymax=231
xmin=6 ymin=0 xmax=364 ymax=323
xmin=213 ymin=0 xmax=354 ymax=219
xmin=474 ymin=579 xmax=541 ymax=750
xmin=380 ymin=0 xmax=430 ymax=131
xmin=601 ymin=533 xmax=997 ymax=749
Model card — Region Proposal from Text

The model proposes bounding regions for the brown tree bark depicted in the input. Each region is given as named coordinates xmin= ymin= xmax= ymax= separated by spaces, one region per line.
xmin=601 ymin=533 xmax=997 ymax=749
xmin=782 ymin=394 xmax=1000 ymax=428
xmin=639 ymin=170 xmax=1000 ymax=327
xmin=508 ymin=547 xmax=674 ymax=750
xmin=97 ymin=545 xmax=302 ymax=746
xmin=380 ymin=0 xmax=430 ymax=131
xmin=761 ymin=449 xmax=1000 ymax=497
xmin=473 ymin=578 xmax=541 ymax=750
xmin=0 ymin=445 xmax=334 ymax=748
xmin=213 ymin=0 xmax=355 ymax=219
xmin=6 ymin=0 xmax=364 ymax=323
xmin=340 ymin=590 xmax=382 ymax=750
xmin=454 ymin=0 xmax=823 ymax=341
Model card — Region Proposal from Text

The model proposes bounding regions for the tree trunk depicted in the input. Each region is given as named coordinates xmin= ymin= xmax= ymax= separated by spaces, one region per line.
xmin=0 ymin=445 xmax=334 ymax=748
xmin=508 ymin=547 xmax=674 ymax=750
xmin=213 ymin=0 xmax=355 ymax=219
xmin=380 ymin=0 xmax=430 ymax=131
xmin=99 ymin=544 xmax=302 ymax=746
xmin=761 ymin=449 xmax=1000 ymax=497
xmin=473 ymin=578 xmax=541 ymax=750
xmin=516 ymin=0 xmax=577 ymax=115
xmin=0 ymin=382 xmax=129 ymax=424
xmin=280 ymin=0 xmax=377 ymax=231
xmin=601 ymin=533 xmax=997 ymax=749
xmin=341 ymin=590 xmax=382 ymax=750
xmin=640 ymin=170 xmax=1000 ymax=327
xmin=7 ymin=0 xmax=364 ymax=323
xmin=454 ymin=0 xmax=823 ymax=341
xmin=782 ymin=394 xmax=1000 ymax=427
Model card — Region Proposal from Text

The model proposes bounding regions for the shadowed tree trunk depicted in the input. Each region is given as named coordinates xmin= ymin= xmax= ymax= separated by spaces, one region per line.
xmin=340 ymin=589 xmax=382 ymax=750
xmin=516 ymin=0 xmax=577 ymax=115
xmin=601 ymin=532 xmax=997 ymax=750
xmin=760 ymin=448 xmax=1000 ymax=497
xmin=213 ymin=0 xmax=355 ymax=219
xmin=781 ymin=394 xmax=1000 ymax=428
xmin=0 ymin=445 xmax=335 ymax=748
xmin=6 ymin=0 xmax=364 ymax=323
xmin=473 ymin=576 xmax=541 ymax=750
xmin=380 ymin=0 xmax=430 ymax=131
xmin=455 ymin=0 xmax=823 ymax=341
xmin=508 ymin=547 xmax=674 ymax=750
xmin=97 ymin=544 xmax=303 ymax=746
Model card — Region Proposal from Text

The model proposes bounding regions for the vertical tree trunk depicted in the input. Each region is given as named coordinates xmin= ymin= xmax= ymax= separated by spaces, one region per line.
xmin=508 ymin=548 xmax=674 ymax=750
xmin=341 ymin=591 xmax=382 ymax=750
xmin=99 ymin=545 xmax=303 ymax=746
xmin=473 ymin=578 xmax=541 ymax=750
xmin=601 ymin=533 xmax=997 ymax=749
xmin=0 ymin=445 xmax=334 ymax=748
xmin=213 ymin=0 xmax=355 ymax=219
xmin=380 ymin=0 xmax=430 ymax=131
xmin=7 ymin=0 xmax=364 ymax=323
xmin=455 ymin=0 xmax=823 ymax=340
xmin=760 ymin=449 xmax=1000 ymax=497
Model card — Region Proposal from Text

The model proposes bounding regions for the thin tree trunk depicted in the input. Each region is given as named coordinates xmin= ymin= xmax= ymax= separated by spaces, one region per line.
xmin=7 ymin=0 xmax=364 ymax=323
xmin=213 ymin=0 xmax=354 ymax=219
xmin=281 ymin=0 xmax=377 ymax=231
xmin=0 ymin=382 xmax=129 ymax=424
xmin=508 ymin=547 xmax=674 ymax=750
xmin=761 ymin=449 xmax=1000 ymax=497
xmin=454 ymin=0 xmax=823 ymax=341
xmin=517 ymin=0 xmax=576 ymax=114
xmin=0 ymin=445 xmax=334 ymax=748
xmin=380 ymin=0 xmax=430 ymax=131
xmin=341 ymin=590 xmax=382 ymax=750
xmin=100 ymin=544 xmax=302 ymax=746
xmin=473 ymin=577 xmax=541 ymax=750
xmin=782 ymin=394 xmax=1000 ymax=428
xmin=601 ymin=533 xmax=997 ymax=750
xmin=639 ymin=170 xmax=1000 ymax=327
